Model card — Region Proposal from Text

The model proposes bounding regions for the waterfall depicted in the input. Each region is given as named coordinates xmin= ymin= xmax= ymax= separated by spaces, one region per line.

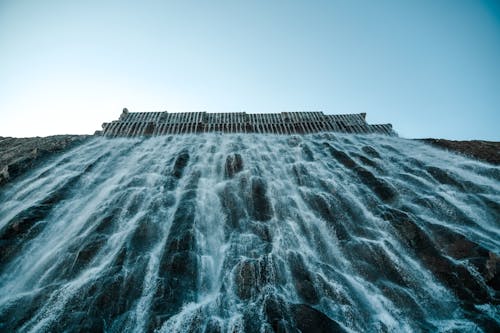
xmin=0 ymin=134 xmax=498 ymax=332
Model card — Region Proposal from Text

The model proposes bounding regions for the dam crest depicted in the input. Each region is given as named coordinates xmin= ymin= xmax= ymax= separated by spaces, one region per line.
xmin=97 ymin=109 xmax=395 ymax=137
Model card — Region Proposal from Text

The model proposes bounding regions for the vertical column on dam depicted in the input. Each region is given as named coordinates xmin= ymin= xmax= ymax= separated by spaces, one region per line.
xmin=97 ymin=109 xmax=395 ymax=136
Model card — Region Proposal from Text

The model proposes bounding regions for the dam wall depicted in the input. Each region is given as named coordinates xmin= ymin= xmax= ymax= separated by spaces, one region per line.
xmin=96 ymin=109 xmax=395 ymax=137
xmin=1 ymin=135 xmax=498 ymax=332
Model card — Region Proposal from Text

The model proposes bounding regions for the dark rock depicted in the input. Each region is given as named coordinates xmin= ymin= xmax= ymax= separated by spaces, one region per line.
xmin=129 ymin=216 xmax=161 ymax=252
xmin=324 ymin=143 xmax=357 ymax=169
xmin=362 ymin=146 xmax=381 ymax=159
xmin=351 ymin=152 xmax=379 ymax=169
xmin=249 ymin=222 xmax=272 ymax=243
xmin=300 ymin=144 xmax=314 ymax=161
xmin=234 ymin=256 xmax=279 ymax=300
xmin=171 ymin=150 xmax=190 ymax=179
xmin=0 ymin=135 xmax=89 ymax=187
xmin=287 ymin=136 xmax=301 ymax=147
xmin=73 ymin=235 xmax=107 ymax=269
xmin=204 ymin=318 xmax=222 ymax=333
xmin=249 ymin=177 xmax=273 ymax=222
xmin=354 ymin=166 xmax=397 ymax=202
xmin=419 ymin=139 xmax=500 ymax=165
xmin=290 ymin=304 xmax=346 ymax=333
xmin=0 ymin=285 xmax=57 ymax=331
xmin=302 ymin=192 xmax=349 ymax=241
xmin=263 ymin=294 xmax=295 ymax=332
xmin=218 ymin=183 xmax=245 ymax=230
xmin=150 ymin=177 xmax=200 ymax=329
xmin=234 ymin=259 xmax=259 ymax=299
xmin=426 ymin=166 xmax=463 ymax=188
xmin=325 ymin=143 xmax=397 ymax=202
xmin=427 ymin=224 xmax=499 ymax=293
xmin=291 ymin=163 xmax=310 ymax=186
xmin=224 ymin=153 xmax=244 ymax=178
xmin=382 ymin=208 xmax=492 ymax=306
xmin=288 ymin=252 xmax=319 ymax=304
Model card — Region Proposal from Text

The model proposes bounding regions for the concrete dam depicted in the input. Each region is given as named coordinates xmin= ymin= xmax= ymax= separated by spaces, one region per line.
xmin=0 ymin=111 xmax=498 ymax=332
xmin=96 ymin=109 xmax=395 ymax=137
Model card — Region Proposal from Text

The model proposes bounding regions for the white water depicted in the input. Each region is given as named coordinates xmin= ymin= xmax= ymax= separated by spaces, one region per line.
xmin=0 ymin=134 xmax=498 ymax=332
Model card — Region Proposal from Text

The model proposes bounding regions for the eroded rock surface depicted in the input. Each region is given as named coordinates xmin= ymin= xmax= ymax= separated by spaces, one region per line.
xmin=420 ymin=139 xmax=500 ymax=165
xmin=0 ymin=135 xmax=89 ymax=186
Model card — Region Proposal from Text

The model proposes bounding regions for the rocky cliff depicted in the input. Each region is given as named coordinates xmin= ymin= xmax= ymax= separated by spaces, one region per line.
xmin=420 ymin=139 xmax=500 ymax=165
xmin=0 ymin=135 xmax=90 ymax=186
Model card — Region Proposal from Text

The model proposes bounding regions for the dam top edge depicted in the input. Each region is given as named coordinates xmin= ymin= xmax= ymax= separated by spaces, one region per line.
xmin=97 ymin=109 xmax=395 ymax=137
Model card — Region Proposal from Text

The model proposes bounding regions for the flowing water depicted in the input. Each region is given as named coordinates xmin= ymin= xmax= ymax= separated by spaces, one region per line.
xmin=0 ymin=134 xmax=498 ymax=332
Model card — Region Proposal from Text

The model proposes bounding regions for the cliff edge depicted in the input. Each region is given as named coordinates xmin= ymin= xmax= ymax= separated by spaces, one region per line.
xmin=419 ymin=139 xmax=500 ymax=165
xmin=0 ymin=135 xmax=90 ymax=186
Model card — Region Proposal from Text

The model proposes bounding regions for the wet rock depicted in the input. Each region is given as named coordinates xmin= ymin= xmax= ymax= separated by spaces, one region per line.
xmin=249 ymin=221 xmax=272 ymax=243
xmin=346 ymin=242 xmax=407 ymax=287
xmin=0 ymin=135 xmax=89 ymax=187
xmin=204 ymin=318 xmax=222 ymax=333
xmin=219 ymin=183 xmax=245 ymax=230
xmin=38 ymin=233 xmax=108 ymax=284
xmin=167 ymin=228 xmax=196 ymax=253
xmin=51 ymin=250 xmax=147 ymax=333
xmin=263 ymin=294 xmax=295 ymax=332
xmin=249 ymin=177 xmax=273 ymax=222
xmin=351 ymin=152 xmax=379 ymax=169
xmin=73 ymin=235 xmax=107 ymax=269
xmin=129 ymin=217 xmax=161 ymax=252
xmin=427 ymin=224 xmax=499 ymax=292
xmin=315 ymin=275 xmax=352 ymax=306
xmin=379 ymin=282 xmax=432 ymax=328
xmin=235 ymin=255 xmax=279 ymax=298
xmin=324 ymin=143 xmax=357 ymax=169
xmin=224 ymin=153 xmax=244 ymax=178
xmin=325 ymin=143 xmax=397 ymax=202
xmin=291 ymin=163 xmax=311 ymax=187
xmin=1 ymin=134 xmax=498 ymax=331
xmin=426 ymin=166 xmax=463 ymax=189
xmin=419 ymin=139 xmax=500 ymax=165
xmin=242 ymin=309 xmax=263 ymax=333
xmin=0 ymin=163 xmax=90 ymax=259
xmin=288 ymin=252 xmax=319 ymax=304
xmin=413 ymin=195 xmax=476 ymax=227
xmin=0 ymin=285 xmax=56 ymax=331
xmin=0 ymin=194 xmax=62 ymax=269
xmin=429 ymin=224 xmax=488 ymax=260
xmin=362 ymin=146 xmax=381 ymax=159
xmin=290 ymin=304 xmax=346 ymax=333
xmin=300 ymin=144 xmax=314 ymax=161
xmin=150 ymin=180 xmax=200 ymax=329
xmin=287 ymin=136 xmax=301 ymax=147
xmin=302 ymin=192 xmax=349 ymax=241
xmin=485 ymin=252 xmax=500 ymax=291
xmin=234 ymin=259 xmax=260 ymax=299
xmin=172 ymin=150 xmax=190 ymax=178
xmin=354 ymin=166 xmax=397 ymax=202
xmin=382 ymin=208 xmax=492 ymax=306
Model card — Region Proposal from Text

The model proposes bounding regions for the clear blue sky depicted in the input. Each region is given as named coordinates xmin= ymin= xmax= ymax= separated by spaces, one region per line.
xmin=1 ymin=0 xmax=499 ymax=140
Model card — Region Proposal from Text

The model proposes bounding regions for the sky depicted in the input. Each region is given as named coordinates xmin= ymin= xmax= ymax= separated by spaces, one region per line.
xmin=0 ymin=0 xmax=499 ymax=140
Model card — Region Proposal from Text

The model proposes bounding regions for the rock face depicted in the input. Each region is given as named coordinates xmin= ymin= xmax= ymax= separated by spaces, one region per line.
xmin=0 ymin=135 xmax=89 ymax=186
xmin=0 ymin=133 xmax=498 ymax=332
xmin=420 ymin=139 xmax=500 ymax=165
